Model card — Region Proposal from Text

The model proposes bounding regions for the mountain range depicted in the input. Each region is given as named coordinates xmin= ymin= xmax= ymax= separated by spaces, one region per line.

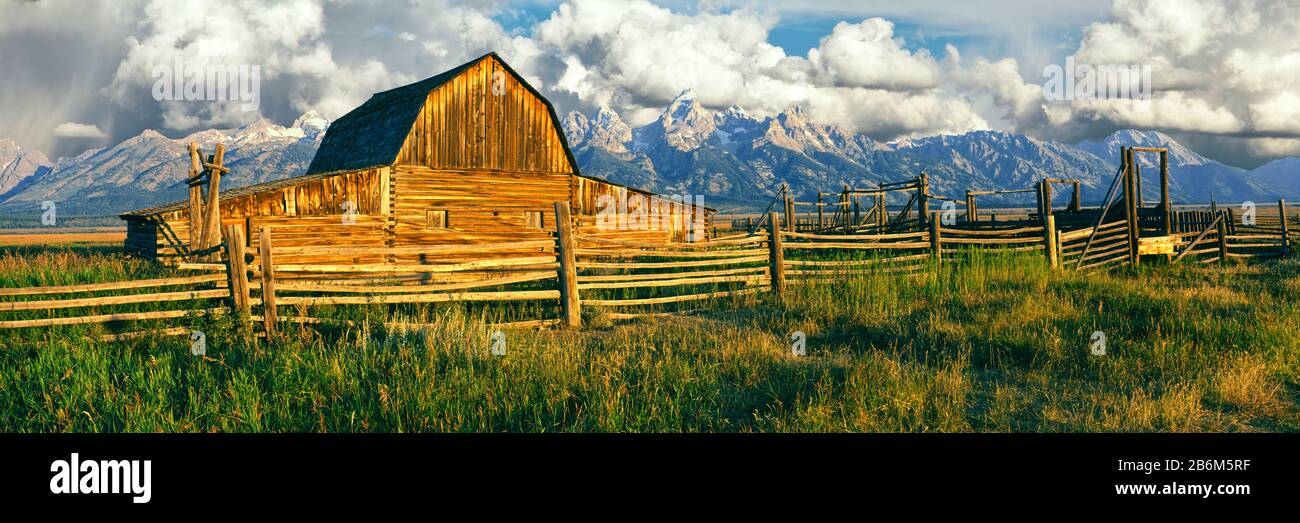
xmin=562 ymin=90 xmax=1300 ymax=211
xmin=1 ymin=90 xmax=1296 ymax=223
xmin=0 ymin=113 xmax=328 ymax=218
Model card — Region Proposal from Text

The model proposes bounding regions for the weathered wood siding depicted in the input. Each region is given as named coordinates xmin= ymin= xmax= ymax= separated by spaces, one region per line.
xmin=389 ymin=166 xmax=566 ymax=263
xmin=129 ymin=168 xmax=389 ymax=262
xmin=574 ymin=176 xmax=709 ymax=242
xmin=396 ymin=55 xmax=572 ymax=174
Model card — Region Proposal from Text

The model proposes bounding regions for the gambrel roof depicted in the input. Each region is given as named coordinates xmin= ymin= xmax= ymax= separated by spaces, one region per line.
xmin=304 ymin=52 xmax=578 ymax=176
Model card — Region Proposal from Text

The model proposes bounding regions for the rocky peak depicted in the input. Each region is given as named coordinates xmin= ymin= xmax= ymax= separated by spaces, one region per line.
xmin=646 ymin=89 xmax=716 ymax=151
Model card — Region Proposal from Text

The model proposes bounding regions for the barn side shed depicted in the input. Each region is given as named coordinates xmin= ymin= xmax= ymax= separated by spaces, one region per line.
xmin=121 ymin=52 xmax=713 ymax=265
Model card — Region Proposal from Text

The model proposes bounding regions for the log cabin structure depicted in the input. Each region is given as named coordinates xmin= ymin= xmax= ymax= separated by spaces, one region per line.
xmin=121 ymin=52 xmax=713 ymax=265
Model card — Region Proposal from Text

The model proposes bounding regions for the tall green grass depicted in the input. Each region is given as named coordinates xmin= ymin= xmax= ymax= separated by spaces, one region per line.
xmin=0 ymin=249 xmax=1295 ymax=432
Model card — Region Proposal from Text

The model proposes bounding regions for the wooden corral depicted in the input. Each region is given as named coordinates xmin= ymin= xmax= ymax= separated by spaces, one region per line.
xmin=722 ymin=144 xmax=1297 ymax=268
xmin=121 ymin=52 xmax=713 ymax=266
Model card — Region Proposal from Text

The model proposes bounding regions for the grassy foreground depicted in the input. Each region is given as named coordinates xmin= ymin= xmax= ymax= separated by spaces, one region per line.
xmin=0 ymin=248 xmax=1296 ymax=432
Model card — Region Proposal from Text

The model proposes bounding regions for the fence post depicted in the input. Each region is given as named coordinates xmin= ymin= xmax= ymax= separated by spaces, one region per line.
xmin=877 ymin=192 xmax=887 ymax=228
xmin=917 ymin=172 xmax=930 ymax=228
xmin=784 ymin=195 xmax=794 ymax=233
xmin=221 ymin=223 xmax=252 ymax=334
xmin=187 ymin=143 xmax=204 ymax=257
xmin=1124 ymin=147 xmax=1140 ymax=266
xmin=258 ymin=226 xmax=278 ymax=339
xmin=1279 ymin=199 xmax=1291 ymax=256
xmin=201 ymin=144 xmax=226 ymax=262
xmin=817 ymin=193 xmax=824 ymax=230
xmin=767 ymin=212 xmax=785 ymax=297
xmin=1043 ymin=214 xmax=1059 ymax=269
xmin=553 ymin=202 xmax=582 ymax=328
xmin=1216 ymin=218 xmax=1229 ymax=265
xmin=929 ymin=216 xmax=942 ymax=265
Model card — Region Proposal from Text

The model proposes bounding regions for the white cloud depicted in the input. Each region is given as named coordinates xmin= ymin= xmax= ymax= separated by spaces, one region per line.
xmin=808 ymin=19 xmax=939 ymax=90
xmin=535 ymin=0 xmax=986 ymax=140
xmin=107 ymin=0 xmax=525 ymax=130
xmin=1050 ymin=0 xmax=1300 ymax=142
xmin=52 ymin=122 xmax=109 ymax=139
xmin=8 ymin=0 xmax=1300 ymax=168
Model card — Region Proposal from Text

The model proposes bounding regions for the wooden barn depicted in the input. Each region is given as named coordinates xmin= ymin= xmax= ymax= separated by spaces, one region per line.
xmin=121 ymin=52 xmax=713 ymax=265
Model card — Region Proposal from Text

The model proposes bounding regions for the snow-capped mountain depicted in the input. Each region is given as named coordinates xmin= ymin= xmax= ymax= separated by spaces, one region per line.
xmin=0 ymin=139 xmax=51 ymax=197
xmin=564 ymin=91 xmax=888 ymax=208
xmin=563 ymin=91 xmax=1300 ymax=209
xmin=0 ymin=112 xmax=328 ymax=216
xmin=2 ymin=95 xmax=1297 ymax=220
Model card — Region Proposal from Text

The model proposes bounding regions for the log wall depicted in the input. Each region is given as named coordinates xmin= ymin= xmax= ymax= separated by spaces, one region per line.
xmin=388 ymin=165 xmax=568 ymax=264
xmin=125 ymin=168 xmax=389 ymax=262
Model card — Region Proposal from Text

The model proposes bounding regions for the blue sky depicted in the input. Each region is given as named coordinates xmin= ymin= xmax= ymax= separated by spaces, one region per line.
xmin=492 ymin=2 xmax=1097 ymax=81
xmin=496 ymin=5 xmax=989 ymax=58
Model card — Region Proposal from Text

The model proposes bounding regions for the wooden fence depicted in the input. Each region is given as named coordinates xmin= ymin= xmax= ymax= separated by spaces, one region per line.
xmin=0 ymin=201 xmax=1293 ymax=340
xmin=1060 ymin=220 xmax=1132 ymax=271
xmin=0 ymin=272 xmax=240 ymax=341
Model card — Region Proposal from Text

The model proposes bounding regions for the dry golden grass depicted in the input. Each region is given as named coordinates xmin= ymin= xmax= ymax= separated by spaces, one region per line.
xmin=0 ymin=231 xmax=125 ymax=246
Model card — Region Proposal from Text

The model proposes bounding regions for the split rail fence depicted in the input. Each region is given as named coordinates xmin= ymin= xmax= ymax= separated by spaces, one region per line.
xmin=0 ymin=201 xmax=1292 ymax=341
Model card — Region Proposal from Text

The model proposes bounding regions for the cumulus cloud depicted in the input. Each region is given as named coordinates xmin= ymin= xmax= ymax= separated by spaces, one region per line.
xmin=51 ymin=122 xmax=108 ymax=139
xmin=808 ymin=19 xmax=939 ymax=91
xmin=535 ymin=0 xmax=986 ymax=140
xmin=7 ymin=0 xmax=1300 ymax=167
xmin=1044 ymin=0 xmax=1300 ymax=148
xmin=106 ymin=0 xmax=527 ymax=131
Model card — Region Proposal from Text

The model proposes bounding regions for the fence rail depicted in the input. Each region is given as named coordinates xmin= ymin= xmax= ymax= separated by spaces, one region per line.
xmin=1 ymin=200 xmax=1293 ymax=340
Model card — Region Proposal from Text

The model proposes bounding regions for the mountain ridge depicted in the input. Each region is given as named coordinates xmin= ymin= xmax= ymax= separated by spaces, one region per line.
xmin=0 ymin=113 xmax=327 ymax=216
xmin=2 ymin=97 xmax=1297 ymax=219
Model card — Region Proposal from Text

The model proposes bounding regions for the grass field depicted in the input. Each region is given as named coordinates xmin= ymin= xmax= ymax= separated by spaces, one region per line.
xmin=0 ymin=245 xmax=1296 ymax=432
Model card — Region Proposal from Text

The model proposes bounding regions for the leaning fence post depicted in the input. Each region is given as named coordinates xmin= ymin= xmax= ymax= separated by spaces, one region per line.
xmin=221 ymin=223 xmax=252 ymax=334
xmin=929 ymin=216 xmax=942 ymax=265
xmin=1279 ymin=199 xmax=1290 ymax=256
xmin=201 ymin=144 xmax=226 ymax=262
xmin=1043 ymin=214 xmax=1059 ymax=269
xmin=258 ymin=226 xmax=278 ymax=338
xmin=767 ymin=212 xmax=785 ymax=297
xmin=554 ymin=202 xmax=581 ymax=328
